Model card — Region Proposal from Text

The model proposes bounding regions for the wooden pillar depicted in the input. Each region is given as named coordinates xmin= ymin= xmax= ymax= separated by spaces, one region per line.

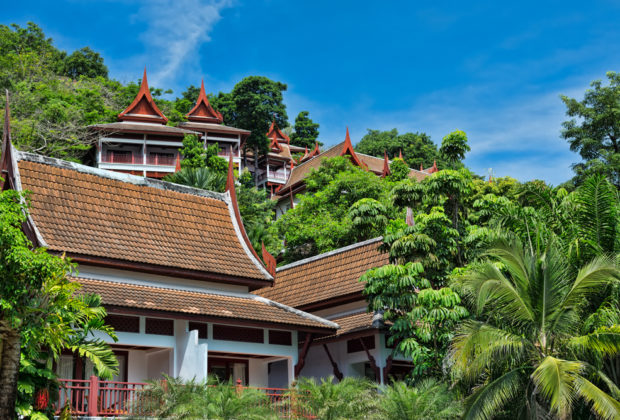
xmin=359 ymin=338 xmax=380 ymax=382
xmin=295 ymin=333 xmax=313 ymax=377
xmin=322 ymin=344 xmax=343 ymax=381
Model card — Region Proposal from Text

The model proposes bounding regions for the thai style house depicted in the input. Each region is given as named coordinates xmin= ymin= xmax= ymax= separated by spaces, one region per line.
xmin=256 ymin=238 xmax=412 ymax=384
xmin=90 ymin=70 xmax=249 ymax=179
xmin=245 ymin=121 xmax=305 ymax=195
xmin=273 ymin=128 xmax=432 ymax=218
xmin=1 ymin=116 xmax=338 ymax=389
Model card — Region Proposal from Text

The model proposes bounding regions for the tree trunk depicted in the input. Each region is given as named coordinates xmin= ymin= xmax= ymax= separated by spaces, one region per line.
xmin=0 ymin=326 xmax=20 ymax=419
xmin=254 ymin=144 xmax=259 ymax=187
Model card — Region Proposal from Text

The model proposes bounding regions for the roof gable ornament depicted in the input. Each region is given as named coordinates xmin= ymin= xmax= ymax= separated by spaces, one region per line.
xmin=261 ymin=242 xmax=277 ymax=277
xmin=1 ymin=89 xmax=14 ymax=191
xmin=399 ymin=149 xmax=403 ymax=160
xmin=186 ymin=80 xmax=223 ymax=123
xmin=226 ymin=154 xmax=273 ymax=278
xmin=381 ymin=151 xmax=391 ymax=178
xmin=174 ymin=153 xmax=181 ymax=172
xmin=118 ymin=68 xmax=168 ymax=124
xmin=300 ymin=146 xmax=309 ymax=162
xmin=308 ymin=142 xmax=320 ymax=158
xmin=429 ymin=160 xmax=438 ymax=173
xmin=340 ymin=127 xmax=366 ymax=168
xmin=265 ymin=120 xmax=290 ymax=144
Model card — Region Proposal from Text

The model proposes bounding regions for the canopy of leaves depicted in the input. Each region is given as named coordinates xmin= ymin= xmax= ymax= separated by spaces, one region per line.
xmin=355 ymin=128 xmax=444 ymax=170
xmin=561 ymin=71 xmax=620 ymax=187
xmin=290 ymin=111 xmax=320 ymax=148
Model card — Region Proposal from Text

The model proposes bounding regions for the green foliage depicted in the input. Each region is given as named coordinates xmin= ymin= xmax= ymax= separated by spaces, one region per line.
xmin=440 ymin=130 xmax=470 ymax=165
xmin=163 ymin=167 xmax=226 ymax=193
xmin=561 ymin=71 xmax=620 ymax=187
xmin=0 ymin=189 xmax=118 ymax=417
xmin=179 ymin=134 xmax=206 ymax=169
xmin=62 ymin=47 xmax=108 ymax=79
xmin=386 ymin=157 xmax=409 ymax=182
xmin=355 ymin=128 xmax=443 ymax=170
xmin=449 ymin=236 xmax=620 ymax=419
xmin=379 ymin=379 xmax=462 ymax=420
xmin=205 ymin=143 xmax=228 ymax=176
xmin=290 ymin=111 xmax=320 ymax=148
xmin=133 ymin=375 xmax=278 ymax=420
xmin=276 ymin=157 xmax=394 ymax=263
xmin=294 ymin=376 xmax=379 ymax=420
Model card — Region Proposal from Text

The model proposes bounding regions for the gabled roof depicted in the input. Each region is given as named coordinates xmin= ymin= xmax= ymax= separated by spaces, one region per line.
xmin=255 ymin=238 xmax=388 ymax=310
xmin=186 ymin=80 xmax=224 ymax=124
xmin=118 ymin=68 xmax=168 ymax=124
xmin=266 ymin=120 xmax=290 ymax=144
xmin=340 ymin=127 xmax=366 ymax=168
xmin=75 ymin=277 xmax=337 ymax=332
xmin=5 ymin=150 xmax=274 ymax=288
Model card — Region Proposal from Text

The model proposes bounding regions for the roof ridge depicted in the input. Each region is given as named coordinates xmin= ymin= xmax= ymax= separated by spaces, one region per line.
xmin=15 ymin=151 xmax=226 ymax=201
xmin=77 ymin=277 xmax=338 ymax=329
xmin=277 ymin=237 xmax=383 ymax=272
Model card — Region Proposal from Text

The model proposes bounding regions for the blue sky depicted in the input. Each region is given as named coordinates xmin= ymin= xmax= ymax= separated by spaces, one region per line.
xmin=4 ymin=1 xmax=620 ymax=184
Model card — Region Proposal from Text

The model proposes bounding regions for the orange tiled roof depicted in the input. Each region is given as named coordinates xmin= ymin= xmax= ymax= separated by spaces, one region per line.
xmin=75 ymin=277 xmax=337 ymax=331
xmin=315 ymin=311 xmax=376 ymax=342
xmin=256 ymin=238 xmax=388 ymax=309
xmin=14 ymin=152 xmax=271 ymax=283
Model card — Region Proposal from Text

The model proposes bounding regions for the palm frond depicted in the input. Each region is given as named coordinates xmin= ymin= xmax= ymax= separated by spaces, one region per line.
xmin=568 ymin=325 xmax=620 ymax=359
xmin=463 ymin=368 xmax=526 ymax=420
xmin=531 ymin=356 xmax=582 ymax=418
xmin=574 ymin=374 xmax=620 ymax=420
xmin=562 ymin=255 xmax=619 ymax=309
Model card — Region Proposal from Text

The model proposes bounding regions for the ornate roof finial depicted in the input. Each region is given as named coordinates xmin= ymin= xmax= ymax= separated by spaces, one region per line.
xmin=381 ymin=151 xmax=391 ymax=178
xmin=175 ymin=153 xmax=181 ymax=172
xmin=429 ymin=160 xmax=438 ymax=173
xmin=186 ymin=79 xmax=223 ymax=123
xmin=118 ymin=67 xmax=168 ymax=124
xmin=309 ymin=142 xmax=320 ymax=158
xmin=261 ymin=242 xmax=277 ymax=277
xmin=265 ymin=119 xmax=290 ymax=144
xmin=340 ymin=127 xmax=366 ymax=168
xmin=1 ymin=89 xmax=14 ymax=191
xmin=420 ymin=163 xmax=424 ymax=171
xmin=399 ymin=149 xmax=403 ymax=160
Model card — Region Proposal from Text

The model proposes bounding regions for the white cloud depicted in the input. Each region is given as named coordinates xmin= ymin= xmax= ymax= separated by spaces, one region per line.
xmin=132 ymin=0 xmax=233 ymax=87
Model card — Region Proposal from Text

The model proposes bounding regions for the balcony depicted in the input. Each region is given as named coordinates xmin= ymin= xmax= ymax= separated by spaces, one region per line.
xmin=99 ymin=151 xmax=178 ymax=173
xmin=257 ymin=169 xmax=289 ymax=185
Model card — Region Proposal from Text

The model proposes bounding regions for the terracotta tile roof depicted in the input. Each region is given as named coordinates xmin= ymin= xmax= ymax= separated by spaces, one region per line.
xmin=89 ymin=122 xmax=199 ymax=136
xmin=15 ymin=152 xmax=271 ymax=283
xmin=315 ymin=311 xmax=376 ymax=342
xmin=74 ymin=277 xmax=337 ymax=331
xmin=255 ymin=238 xmax=388 ymax=309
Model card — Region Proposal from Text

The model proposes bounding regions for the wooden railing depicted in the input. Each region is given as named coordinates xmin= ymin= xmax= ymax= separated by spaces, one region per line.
xmin=54 ymin=377 xmax=315 ymax=418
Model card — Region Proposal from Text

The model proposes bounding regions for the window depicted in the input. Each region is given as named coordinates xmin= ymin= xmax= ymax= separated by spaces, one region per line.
xmin=106 ymin=314 xmax=140 ymax=333
xmin=213 ymin=324 xmax=263 ymax=343
xmin=145 ymin=318 xmax=174 ymax=335
xmin=189 ymin=322 xmax=208 ymax=339
xmin=268 ymin=330 xmax=292 ymax=346
xmin=208 ymin=358 xmax=248 ymax=385
xmin=347 ymin=336 xmax=375 ymax=353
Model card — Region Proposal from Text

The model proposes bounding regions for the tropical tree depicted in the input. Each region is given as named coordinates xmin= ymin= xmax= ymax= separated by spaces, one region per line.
xmin=379 ymin=379 xmax=462 ymax=420
xmin=164 ymin=167 xmax=226 ymax=192
xmin=440 ymin=130 xmax=470 ymax=165
xmin=179 ymin=134 xmax=206 ymax=169
xmin=290 ymin=111 xmax=320 ymax=148
xmin=0 ymin=189 xmax=118 ymax=418
xmin=561 ymin=71 xmax=620 ymax=187
xmin=62 ymin=46 xmax=108 ymax=79
xmin=448 ymin=237 xmax=620 ymax=420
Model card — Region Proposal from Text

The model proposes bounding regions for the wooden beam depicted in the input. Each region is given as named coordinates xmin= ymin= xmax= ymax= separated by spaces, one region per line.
xmin=322 ymin=344 xmax=343 ymax=381
xmin=359 ymin=338 xmax=380 ymax=382
xmin=295 ymin=333 xmax=314 ymax=377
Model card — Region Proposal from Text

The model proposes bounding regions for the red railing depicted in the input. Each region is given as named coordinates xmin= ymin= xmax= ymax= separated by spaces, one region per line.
xmin=101 ymin=153 xmax=177 ymax=166
xmin=101 ymin=152 xmax=136 ymax=164
xmin=55 ymin=377 xmax=315 ymax=418
xmin=146 ymin=153 xmax=176 ymax=166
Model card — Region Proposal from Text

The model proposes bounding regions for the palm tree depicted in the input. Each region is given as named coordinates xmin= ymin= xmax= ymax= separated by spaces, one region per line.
xmin=379 ymin=379 xmax=462 ymax=420
xmin=448 ymin=237 xmax=620 ymax=419
xmin=164 ymin=167 xmax=227 ymax=193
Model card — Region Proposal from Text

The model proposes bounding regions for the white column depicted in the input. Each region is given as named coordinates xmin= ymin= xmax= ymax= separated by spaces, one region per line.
xmin=142 ymin=134 xmax=147 ymax=176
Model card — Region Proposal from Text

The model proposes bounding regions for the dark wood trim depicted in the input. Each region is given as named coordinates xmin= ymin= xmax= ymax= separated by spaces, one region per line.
xmin=295 ymin=333 xmax=314 ymax=377
xmin=359 ymin=338 xmax=380 ymax=382
xmin=297 ymin=292 xmax=364 ymax=312
xmin=105 ymin=305 xmax=335 ymax=335
xmin=322 ymin=344 xmax=343 ymax=381
xmin=312 ymin=328 xmax=379 ymax=346
xmin=64 ymin=254 xmax=272 ymax=291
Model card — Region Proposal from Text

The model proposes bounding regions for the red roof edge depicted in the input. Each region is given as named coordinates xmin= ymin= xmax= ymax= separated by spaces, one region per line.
xmin=186 ymin=80 xmax=223 ymax=123
xmin=309 ymin=142 xmax=320 ymax=158
xmin=340 ymin=127 xmax=366 ymax=168
xmin=226 ymin=154 xmax=272 ymax=278
xmin=266 ymin=120 xmax=290 ymax=143
xmin=381 ymin=151 xmax=391 ymax=178
xmin=118 ymin=68 xmax=168 ymax=124
xmin=1 ymin=89 xmax=14 ymax=191
xmin=261 ymin=242 xmax=277 ymax=277
xmin=300 ymin=146 xmax=309 ymax=162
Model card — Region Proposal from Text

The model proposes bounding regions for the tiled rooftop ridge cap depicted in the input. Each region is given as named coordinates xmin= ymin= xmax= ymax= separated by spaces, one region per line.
xmin=15 ymin=151 xmax=226 ymax=201
xmin=276 ymin=236 xmax=384 ymax=273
